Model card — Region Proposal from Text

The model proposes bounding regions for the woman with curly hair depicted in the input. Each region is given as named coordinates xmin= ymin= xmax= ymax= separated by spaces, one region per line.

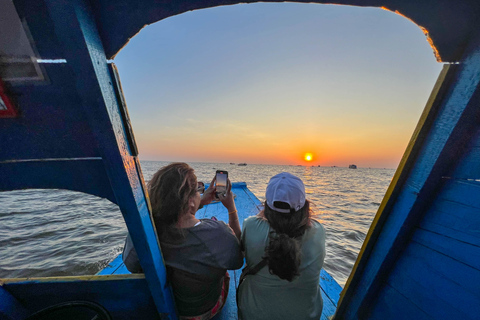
xmin=123 ymin=162 xmax=243 ymax=320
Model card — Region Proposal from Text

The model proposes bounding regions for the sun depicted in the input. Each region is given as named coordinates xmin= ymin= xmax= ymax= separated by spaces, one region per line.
xmin=304 ymin=153 xmax=313 ymax=162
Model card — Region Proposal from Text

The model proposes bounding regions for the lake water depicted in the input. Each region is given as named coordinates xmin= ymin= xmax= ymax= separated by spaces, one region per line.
xmin=0 ymin=161 xmax=395 ymax=286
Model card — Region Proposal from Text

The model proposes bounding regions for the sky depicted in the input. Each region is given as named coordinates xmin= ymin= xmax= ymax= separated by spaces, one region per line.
xmin=114 ymin=3 xmax=443 ymax=168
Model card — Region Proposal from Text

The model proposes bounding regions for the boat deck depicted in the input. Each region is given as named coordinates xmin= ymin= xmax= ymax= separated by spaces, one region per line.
xmin=99 ymin=182 xmax=342 ymax=319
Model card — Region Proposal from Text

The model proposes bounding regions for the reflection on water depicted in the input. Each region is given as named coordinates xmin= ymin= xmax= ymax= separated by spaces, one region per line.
xmin=0 ymin=161 xmax=394 ymax=286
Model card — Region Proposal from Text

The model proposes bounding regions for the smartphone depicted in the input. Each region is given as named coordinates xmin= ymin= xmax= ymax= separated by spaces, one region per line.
xmin=215 ymin=170 xmax=228 ymax=198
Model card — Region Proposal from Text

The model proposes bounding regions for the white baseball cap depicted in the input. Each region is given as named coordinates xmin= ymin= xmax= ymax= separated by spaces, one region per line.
xmin=265 ymin=172 xmax=306 ymax=213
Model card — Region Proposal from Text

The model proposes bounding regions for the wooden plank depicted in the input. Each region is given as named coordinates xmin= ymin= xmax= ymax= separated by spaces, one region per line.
xmin=320 ymin=269 xmax=341 ymax=319
xmin=420 ymin=220 xmax=480 ymax=248
xmin=320 ymin=288 xmax=337 ymax=320
xmin=383 ymin=242 xmax=480 ymax=319
xmin=413 ymin=229 xmax=480 ymax=270
xmin=422 ymin=196 xmax=480 ymax=228
xmin=111 ymin=263 xmax=132 ymax=275
xmin=406 ymin=241 xmax=480 ymax=297
xmin=320 ymin=269 xmax=342 ymax=307
xmin=4 ymin=275 xmax=160 ymax=319
xmin=368 ymin=284 xmax=433 ymax=320
xmin=418 ymin=179 xmax=480 ymax=247
xmin=437 ymin=179 xmax=480 ymax=209
xmin=451 ymin=146 xmax=480 ymax=179
xmin=96 ymin=255 xmax=124 ymax=275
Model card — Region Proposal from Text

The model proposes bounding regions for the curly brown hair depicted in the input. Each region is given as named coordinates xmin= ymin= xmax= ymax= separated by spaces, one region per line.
xmin=147 ymin=162 xmax=197 ymax=241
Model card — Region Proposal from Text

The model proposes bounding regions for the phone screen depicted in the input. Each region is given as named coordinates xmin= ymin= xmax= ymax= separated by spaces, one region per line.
xmin=216 ymin=170 xmax=228 ymax=196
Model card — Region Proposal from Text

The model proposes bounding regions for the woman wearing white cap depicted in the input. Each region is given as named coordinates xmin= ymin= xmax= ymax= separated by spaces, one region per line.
xmin=237 ymin=172 xmax=326 ymax=320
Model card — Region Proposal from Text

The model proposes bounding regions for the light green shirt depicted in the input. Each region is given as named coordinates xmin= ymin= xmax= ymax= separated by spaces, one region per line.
xmin=238 ymin=216 xmax=326 ymax=320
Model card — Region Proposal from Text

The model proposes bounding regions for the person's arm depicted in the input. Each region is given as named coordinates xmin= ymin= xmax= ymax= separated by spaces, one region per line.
xmin=200 ymin=176 xmax=216 ymax=207
xmin=219 ymin=179 xmax=241 ymax=241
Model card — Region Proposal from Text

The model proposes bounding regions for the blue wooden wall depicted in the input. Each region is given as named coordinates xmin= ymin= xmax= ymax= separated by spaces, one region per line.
xmin=367 ymin=131 xmax=480 ymax=319
xmin=1 ymin=0 xmax=177 ymax=318
xmin=3 ymin=275 xmax=161 ymax=320
xmin=335 ymin=28 xmax=480 ymax=320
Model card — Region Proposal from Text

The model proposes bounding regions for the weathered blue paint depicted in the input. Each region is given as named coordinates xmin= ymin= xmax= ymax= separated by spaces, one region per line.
xmin=373 ymin=241 xmax=480 ymax=319
xmin=96 ymin=255 xmax=126 ymax=275
xmin=0 ymin=159 xmax=117 ymax=204
xmin=3 ymin=275 xmax=160 ymax=319
xmin=108 ymin=63 xmax=139 ymax=157
xmin=0 ymin=64 xmax=99 ymax=162
xmin=367 ymin=284 xmax=432 ymax=320
xmin=1 ymin=0 xmax=177 ymax=317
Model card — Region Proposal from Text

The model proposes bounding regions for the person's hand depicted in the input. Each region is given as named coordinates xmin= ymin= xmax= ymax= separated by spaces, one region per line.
xmin=218 ymin=179 xmax=236 ymax=212
xmin=200 ymin=176 xmax=217 ymax=206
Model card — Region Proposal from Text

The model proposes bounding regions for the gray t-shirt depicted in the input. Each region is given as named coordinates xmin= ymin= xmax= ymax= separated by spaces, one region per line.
xmin=238 ymin=216 xmax=326 ymax=320
xmin=123 ymin=219 xmax=243 ymax=316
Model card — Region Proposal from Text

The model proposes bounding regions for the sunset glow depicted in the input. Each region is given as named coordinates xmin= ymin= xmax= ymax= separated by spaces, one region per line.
xmin=115 ymin=3 xmax=442 ymax=169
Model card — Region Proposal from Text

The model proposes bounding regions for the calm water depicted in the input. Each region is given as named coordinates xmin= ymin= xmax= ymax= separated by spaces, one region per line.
xmin=0 ymin=161 xmax=394 ymax=286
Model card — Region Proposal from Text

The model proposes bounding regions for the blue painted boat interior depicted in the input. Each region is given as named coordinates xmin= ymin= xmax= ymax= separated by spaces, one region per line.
xmin=1 ymin=0 xmax=480 ymax=319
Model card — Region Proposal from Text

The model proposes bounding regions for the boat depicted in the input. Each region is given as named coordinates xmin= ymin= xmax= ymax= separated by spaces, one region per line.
xmin=237 ymin=163 xmax=247 ymax=166
xmin=348 ymin=164 xmax=357 ymax=169
xmin=1 ymin=0 xmax=480 ymax=319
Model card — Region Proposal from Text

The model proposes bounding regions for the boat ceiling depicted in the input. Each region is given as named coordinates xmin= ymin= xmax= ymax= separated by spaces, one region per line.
xmin=89 ymin=0 xmax=480 ymax=63
xmin=8 ymin=0 xmax=480 ymax=63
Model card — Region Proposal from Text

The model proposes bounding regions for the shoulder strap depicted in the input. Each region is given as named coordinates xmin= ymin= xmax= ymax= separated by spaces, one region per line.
xmin=237 ymin=257 xmax=268 ymax=304
xmin=247 ymin=257 xmax=268 ymax=276
xmin=241 ymin=257 xmax=268 ymax=279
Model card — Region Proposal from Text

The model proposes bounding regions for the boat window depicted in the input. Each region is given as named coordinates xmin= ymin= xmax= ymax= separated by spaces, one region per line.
xmin=113 ymin=3 xmax=442 ymax=286
xmin=0 ymin=189 xmax=125 ymax=278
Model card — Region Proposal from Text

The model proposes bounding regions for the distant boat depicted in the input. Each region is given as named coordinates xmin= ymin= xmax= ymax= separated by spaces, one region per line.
xmin=349 ymin=164 xmax=357 ymax=169
xmin=237 ymin=163 xmax=247 ymax=166
xmin=230 ymin=163 xmax=235 ymax=165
